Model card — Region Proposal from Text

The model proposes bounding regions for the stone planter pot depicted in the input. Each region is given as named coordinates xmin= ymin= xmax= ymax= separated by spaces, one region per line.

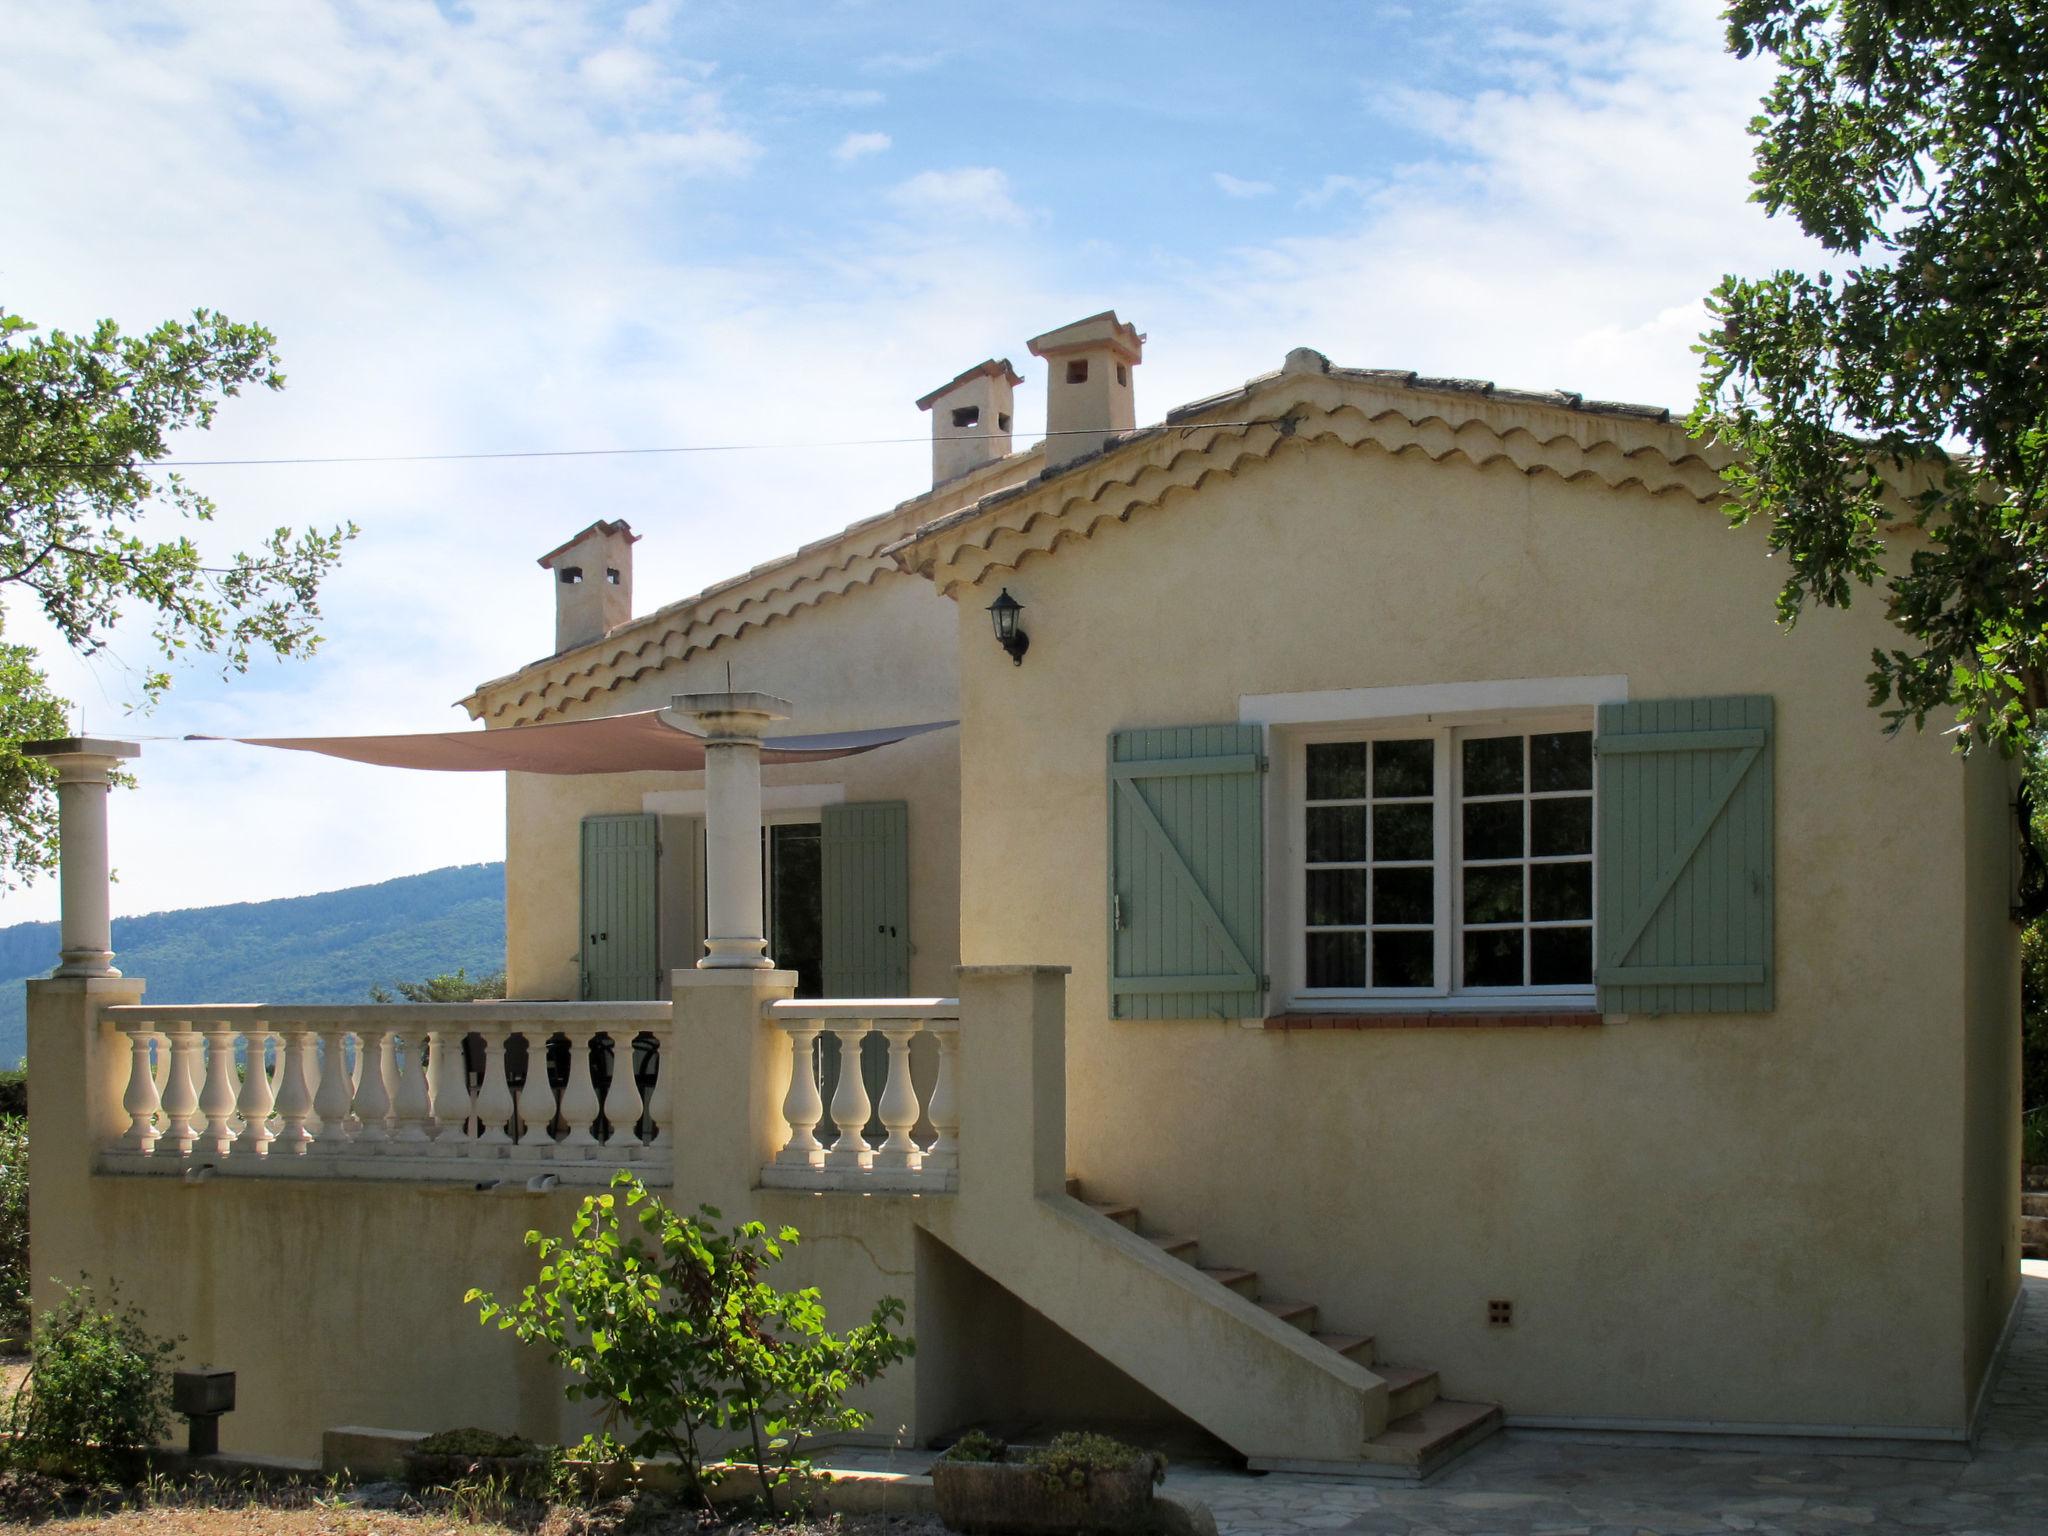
xmin=932 ymin=1457 xmax=1161 ymax=1535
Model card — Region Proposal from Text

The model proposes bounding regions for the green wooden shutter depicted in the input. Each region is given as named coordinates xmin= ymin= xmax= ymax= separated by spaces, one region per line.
xmin=1595 ymin=695 xmax=1773 ymax=1016
xmin=821 ymin=801 xmax=911 ymax=996
xmin=580 ymin=813 xmax=660 ymax=1001
xmin=1109 ymin=724 xmax=1265 ymax=1020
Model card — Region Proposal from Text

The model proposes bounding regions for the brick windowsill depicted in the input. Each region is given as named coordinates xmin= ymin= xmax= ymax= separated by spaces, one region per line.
xmin=1264 ymin=1010 xmax=1603 ymax=1032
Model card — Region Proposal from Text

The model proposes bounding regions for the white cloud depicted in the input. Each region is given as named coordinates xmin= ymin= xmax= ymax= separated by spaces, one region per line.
xmin=771 ymin=85 xmax=886 ymax=110
xmin=1297 ymin=174 xmax=1372 ymax=209
xmin=833 ymin=130 xmax=892 ymax=163
xmin=886 ymin=167 xmax=1031 ymax=226
xmin=1213 ymin=172 xmax=1276 ymax=199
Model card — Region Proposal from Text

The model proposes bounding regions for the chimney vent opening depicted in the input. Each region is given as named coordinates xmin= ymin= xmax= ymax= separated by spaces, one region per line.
xmin=999 ymin=413 xmax=1013 ymax=432
xmin=1066 ymin=359 xmax=1089 ymax=384
xmin=605 ymin=567 xmax=621 ymax=585
xmin=951 ymin=405 xmax=981 ymax=428
xmin=559 ymin=566 xmax=584 ymax=585
xmin=1116 ymin=363 xmax=1128 ymax=386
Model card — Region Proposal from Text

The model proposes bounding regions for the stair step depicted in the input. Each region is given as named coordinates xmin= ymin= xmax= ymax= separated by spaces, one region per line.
xmin=1359 ymin=1399 xmax=1503 ymax=1478
xmin=1311 ymin=1331 xmax=1376 ymax=1367
xmin=1148 ymin=1233 xmax=1200 ymax=1264
xmin=2023 ymin=1192 xmax=2048 ymax=1219
xmin=1373 ymin=1364 xmax=1441 ymax=1420
xmin=1199 ymin=1266 xmax=1261 ymax=1298
xmin=1089 ymin=1201 xmax=1141 ymax=1230
xmin=1258 ymin=1298 xmax=1319 ymax=1333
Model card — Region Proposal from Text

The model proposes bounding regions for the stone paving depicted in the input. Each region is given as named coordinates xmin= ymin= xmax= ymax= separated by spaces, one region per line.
xmin=834 ymin=1270 xmax=2048 ymax=1535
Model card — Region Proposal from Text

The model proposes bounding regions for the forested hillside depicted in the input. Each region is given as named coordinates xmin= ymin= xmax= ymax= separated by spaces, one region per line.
xmin=0 ymin=863 xmax=505 ymax=1065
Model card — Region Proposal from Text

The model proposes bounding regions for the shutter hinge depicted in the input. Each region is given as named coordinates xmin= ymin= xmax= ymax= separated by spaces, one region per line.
xmin=1257 ymin=754 xmax=1270 ymax=773
xmin=1260 ymin=974 xmax=1271 ymax=991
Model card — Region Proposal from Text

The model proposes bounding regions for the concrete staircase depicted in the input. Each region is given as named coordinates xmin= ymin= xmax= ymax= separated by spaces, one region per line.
xmin=2024 ymin=1189 xmax=2048 ymax=1261
xmin=1068 ymin=1178 xmax=1501 ymax=1478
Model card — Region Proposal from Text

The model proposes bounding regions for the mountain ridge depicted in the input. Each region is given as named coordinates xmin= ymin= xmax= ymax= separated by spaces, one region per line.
xmin=0 ymin=862 xmax=507 ymax=1065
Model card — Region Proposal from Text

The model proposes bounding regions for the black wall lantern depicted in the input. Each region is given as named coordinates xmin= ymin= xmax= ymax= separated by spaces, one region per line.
xmin=986 ymin=588 xmax=1030 ymax=666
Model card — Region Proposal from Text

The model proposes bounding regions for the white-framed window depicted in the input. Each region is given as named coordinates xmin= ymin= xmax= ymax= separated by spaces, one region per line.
xmin=1284 ymin=712 xmax=1596 ymax=1006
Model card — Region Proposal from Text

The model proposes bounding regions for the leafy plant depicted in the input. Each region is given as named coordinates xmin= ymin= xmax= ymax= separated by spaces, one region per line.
xmin=414 ymin=1427 xmax=540 ymax=1458
xmin=466 ymin=1171 xmax=913 ymax=1515
xmin=4 ymin=1280 xmax=179 ymax=1483
xmin=0 ymin=1116 xmax=26 ymax=1336
xmin=940 ymin=1429 xmax=1008 ymax=1464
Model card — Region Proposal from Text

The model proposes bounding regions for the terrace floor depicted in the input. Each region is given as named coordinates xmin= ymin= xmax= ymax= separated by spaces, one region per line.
xmin=834 ymin=1267 xmax=2048 ymax=1536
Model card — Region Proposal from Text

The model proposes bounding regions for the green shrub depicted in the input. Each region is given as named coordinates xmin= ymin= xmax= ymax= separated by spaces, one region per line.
xmin=4 ymin=1280 xmax=179 ymax=1483
xmin=467 ymin=1171 xmax=913 ymax=1514
xmin=1028 ymin=1432 xmax=1163 ymax=1490
xmin=413 ymin=1427 xmax=539 ymax=1459
xmin=0 ymin=1068 xmax=25 ymax=1119
xmin=940 ymin=1429 xmax=1008 ymax=1464
xmin=0 ymin=1117 xmax=26 ymax=1337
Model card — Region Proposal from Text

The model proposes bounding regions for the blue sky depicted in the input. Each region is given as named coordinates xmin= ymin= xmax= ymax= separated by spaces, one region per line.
xmin=0 ymin=0 xmax=1821 ymax=926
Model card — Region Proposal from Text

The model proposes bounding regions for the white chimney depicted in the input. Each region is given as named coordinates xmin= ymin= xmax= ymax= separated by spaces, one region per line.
xmin=537 ymin=519 xmax=638 ymax=652
xmin=1026 ymin=311 xmax=1144 ymax=472
xmin=916 ymin=359 xmax=1022 ymax=486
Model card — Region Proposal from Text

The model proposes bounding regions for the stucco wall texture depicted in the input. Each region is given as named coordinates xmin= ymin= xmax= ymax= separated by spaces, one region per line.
xmin=949 ymin=434 xmax=2019 ymax=1436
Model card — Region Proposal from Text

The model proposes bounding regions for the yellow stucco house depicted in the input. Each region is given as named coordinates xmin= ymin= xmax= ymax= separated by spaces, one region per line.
xmin=24 ymin=311 xmax=2022 ymax=1477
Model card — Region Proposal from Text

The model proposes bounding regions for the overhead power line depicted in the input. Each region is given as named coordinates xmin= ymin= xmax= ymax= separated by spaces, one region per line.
xmin=0 ymin=419 xmax=1287 ymax=472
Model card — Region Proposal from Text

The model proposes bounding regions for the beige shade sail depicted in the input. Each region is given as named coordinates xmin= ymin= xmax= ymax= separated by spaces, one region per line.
xmin=188 ymin=712 xmax=955 ymax=775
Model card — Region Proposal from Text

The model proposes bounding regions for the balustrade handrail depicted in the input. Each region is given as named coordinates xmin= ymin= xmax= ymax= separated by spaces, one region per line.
xmin=765 ymin=997 xmax=958 ymax=1023
xmin=104 ymin=1001 xmax=670 ymax=1027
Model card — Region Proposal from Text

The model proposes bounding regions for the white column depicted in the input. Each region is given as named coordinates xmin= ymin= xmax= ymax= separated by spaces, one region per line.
xmin=668 ymin=691 xmax=791 ymax=969
xmin=775 ymin=1023 xmax=825 ymax=1167
xmin=825 ymin=1021 xmax=874 ymax=1171
xmin=873 ymin=1023 xmax=922 ymax=1171
xmin=23 ymin=738 xmax=141 ymax=978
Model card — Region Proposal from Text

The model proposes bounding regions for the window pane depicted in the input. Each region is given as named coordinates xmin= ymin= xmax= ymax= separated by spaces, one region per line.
xmin=1463 ymin=800 xmax=1522 ymax=860
xmin=1531 ymin=863 xmax=1592 ymax=922
xmin=1463 ymin=929 xmax=1523 ymax=988
xmin=1372 ymin=738 xmax=1433 ymax=798
xmin=1373 ymin=930 xmax=1433 ymax=988
xmin=1463 ymin=865 xmax=1523 ymax=924
xmin=1373 ymin=802 xmax=1433 ymax=861
xmin=1307 ymin=931 xmax=1367 ymax=988
xmin=1306 ymin=806 xmax=1367 ymax=862
xmin=1530 ymin=731 xmax=1593 ymax=792
xmin=1374 ymin=867 xmax=1433 ymax=924
xmin=1462 ymin=735 xmax=1523 ymax=796
xmin=1531 ymin=796 xmax=1592 ymax=857
xmin=1531 ymin=926 xmax=1592 ymax=986
xmin=1307 ymin=742 xmax=1370 ymax=800
xmin=1307 ymin=869 xmax=1368 ymax=926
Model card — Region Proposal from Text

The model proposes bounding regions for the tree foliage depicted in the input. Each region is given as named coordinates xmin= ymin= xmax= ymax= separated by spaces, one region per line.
xmin=0 ymin=306 xmax=355 ymax=888
xmin=369 ymin=967 xmax=507 ymax=1004
xmin=1694 ymin=1 xmax=2048 ymax=750
xmin=4 ymin=1280 xmax=179 ymax=1484
xmin=467 ymin=1173 xmax=913 ymax=1513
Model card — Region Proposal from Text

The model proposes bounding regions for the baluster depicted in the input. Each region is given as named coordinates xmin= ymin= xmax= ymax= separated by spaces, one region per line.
xmin=474 ymin=1027 xmax=516 ymax=1148
xmin=236 ymin=1028 xmax=277 ymax=1155
xmin=825 ymin=1021 xmax=874 ymax=1170
xmin=391 ymin=1032 xmax=432 ymax=1145
xmin=310 ymin=1028 xmax=357 ymax=1155
xmin=775 ymin=1022 xmax=826 ymax=1168
xmin=555 ymin=1029 xmax=601 ymax=1158
xmin=429 ymin=1029 xmax=474 ymax=1153
xmin=602 ymin=1033 xmax=646 ymax=1156
xmin=648 ymin=1033 xmax=673 ymax=1151
xmin=272 ymin=1029 xmax=316 ymax=1155
xmin=352 ymin=1026 xmax=393 ymax=1147
xmin=873 ymin=1022 xmax=922 ymax=1171
xmin=160 ymin=1025 xmax=202 ymax=1157
xmin=119 ymin=1031 xmax=162 ymax=1153
xmin=924 ymin=1023 xmax=960 ymax=1179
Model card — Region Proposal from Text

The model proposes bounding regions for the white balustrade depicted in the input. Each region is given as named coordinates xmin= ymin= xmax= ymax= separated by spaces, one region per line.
xmin=98 ymin=1003 xmax=673 ymax=1186
xmin=762 ymin=999 xmax=960 ymax=1193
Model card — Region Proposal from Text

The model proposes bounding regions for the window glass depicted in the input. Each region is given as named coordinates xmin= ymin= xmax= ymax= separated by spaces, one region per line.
xmin=1299 ymin=720 xmax=1594 ymax=999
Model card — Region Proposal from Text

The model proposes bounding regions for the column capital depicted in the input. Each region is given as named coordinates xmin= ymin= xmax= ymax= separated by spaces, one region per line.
xmin=666 ymin=692 xmax=791 ymax=740
xmin=23 ymin=738 xmax=140 ymax=783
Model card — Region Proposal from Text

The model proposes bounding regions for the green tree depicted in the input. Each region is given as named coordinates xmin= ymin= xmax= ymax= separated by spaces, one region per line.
xmin=1694 ymin=1 xmax=2048 ymax=751
xmin=0 ymin=306 xmax=355 ymax=889
xmin=369 ymin=967 xmax=507 ymax=1003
